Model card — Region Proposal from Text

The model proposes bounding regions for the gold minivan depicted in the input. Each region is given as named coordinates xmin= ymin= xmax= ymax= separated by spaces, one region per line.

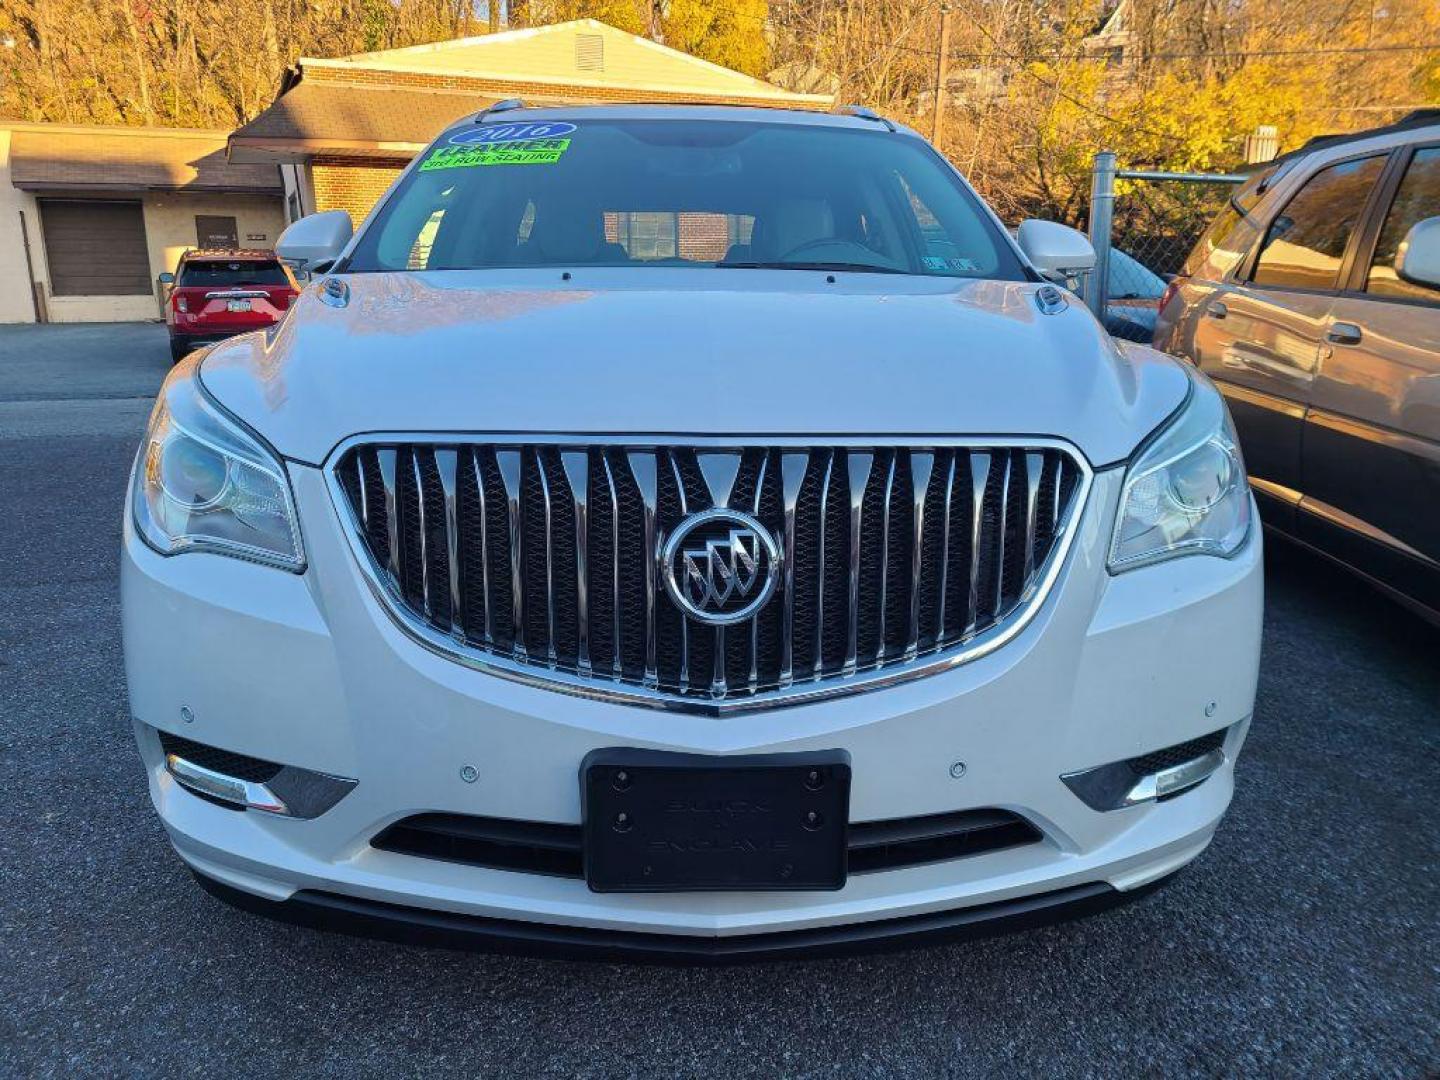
xmin=1156 ymin=110 xmax=1440 ymax=624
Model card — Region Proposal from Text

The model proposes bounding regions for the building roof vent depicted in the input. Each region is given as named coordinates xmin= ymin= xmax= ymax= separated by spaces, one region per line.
xmin=575 ymin=33 xmax=604 ymax=72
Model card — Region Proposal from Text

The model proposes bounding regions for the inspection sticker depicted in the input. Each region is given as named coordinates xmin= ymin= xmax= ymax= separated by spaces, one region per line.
xmin=421 ymin=137 xmax=571 ymax=170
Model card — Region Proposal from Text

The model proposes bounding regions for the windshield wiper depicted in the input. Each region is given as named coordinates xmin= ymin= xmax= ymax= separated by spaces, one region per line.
xmin=716 ymin=260 xmax=908 ymax=275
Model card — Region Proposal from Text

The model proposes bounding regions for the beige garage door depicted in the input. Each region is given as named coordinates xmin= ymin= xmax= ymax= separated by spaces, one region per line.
xmin=39 ymin=199 xmax=151 ymax=296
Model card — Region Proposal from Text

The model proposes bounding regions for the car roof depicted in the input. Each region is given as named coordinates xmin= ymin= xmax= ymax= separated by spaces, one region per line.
xmin=438 ymin=102 xmax=916 ymax=141
xmin=1259 ymin=109 xmax=1440 ymax=171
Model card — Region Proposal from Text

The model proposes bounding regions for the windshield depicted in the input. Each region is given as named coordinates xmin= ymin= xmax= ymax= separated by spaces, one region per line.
xmin=343 ymin=118 xmax=1024 ymax=280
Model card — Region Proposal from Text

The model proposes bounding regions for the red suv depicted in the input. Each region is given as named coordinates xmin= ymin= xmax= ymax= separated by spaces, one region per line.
xmin=163 ymin=250 xmax=299 ymax=362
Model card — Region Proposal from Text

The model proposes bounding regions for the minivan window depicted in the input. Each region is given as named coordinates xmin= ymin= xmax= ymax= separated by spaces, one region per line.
xmin=179 ymin=259 xmax=290 ymax=287
xmin=1179 ymin=165 xmax=1280 ymax=279
xmin=1251 ymin=155 xmax=1386 ymax=291
xmin=1366 ymin=146 xmax=1440 ymax=302
xmin=345 ymin=119 xmax=1024 ymax=280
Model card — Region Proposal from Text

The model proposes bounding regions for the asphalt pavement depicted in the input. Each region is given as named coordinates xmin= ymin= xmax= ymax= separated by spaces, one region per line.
xmin=1 ymin=324 xmax=1436 ymax=1078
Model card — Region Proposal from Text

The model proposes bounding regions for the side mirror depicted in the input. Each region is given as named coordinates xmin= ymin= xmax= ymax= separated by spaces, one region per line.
xmin=1017 ymin=219 xmax=1096 ymax=282
xmin=157 ymin=272 xmax=175 ymax=286
xmin=276 ymin=209 xmax=353 ymax=270
xmin=1396 ymin=216 xmax=1440 ymax=289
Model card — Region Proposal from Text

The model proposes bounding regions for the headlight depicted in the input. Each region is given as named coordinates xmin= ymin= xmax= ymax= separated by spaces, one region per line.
xmin=1108 ymin=374 xmax=1251 ymax=572
xmin=132 ymin=360 xmax=304 ymax=571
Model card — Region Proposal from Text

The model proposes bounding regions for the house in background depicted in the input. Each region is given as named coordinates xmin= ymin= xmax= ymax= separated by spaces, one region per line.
xmin=0 ymin=124 xmax=286 ymax=323
xmin=227 ymin=19 xmax=834 ymax=227
xmin=917 ymin=0 xmax=1136 ymax=117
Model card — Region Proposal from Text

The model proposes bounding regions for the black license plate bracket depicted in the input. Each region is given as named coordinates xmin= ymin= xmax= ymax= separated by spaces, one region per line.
xmin=581 ymin=748 xmax=851 ymax=893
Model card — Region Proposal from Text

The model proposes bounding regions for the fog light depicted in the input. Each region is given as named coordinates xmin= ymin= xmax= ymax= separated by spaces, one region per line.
xmin=157 ymin=728 xmax=356 ymax=818
xmin=165 ymin=752 xmax=290 ymax=814
xmin=1061 ymin=726 xmax=1231 ymax=812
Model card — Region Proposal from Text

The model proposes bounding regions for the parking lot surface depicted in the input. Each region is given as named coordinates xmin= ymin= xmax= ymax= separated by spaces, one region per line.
xmin=2 ymin=324 xmax=1436 ymax=1077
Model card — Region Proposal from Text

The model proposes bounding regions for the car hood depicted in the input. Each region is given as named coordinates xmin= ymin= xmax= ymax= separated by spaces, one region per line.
xmin=200 ymin=269 xmax=1189 ymax=467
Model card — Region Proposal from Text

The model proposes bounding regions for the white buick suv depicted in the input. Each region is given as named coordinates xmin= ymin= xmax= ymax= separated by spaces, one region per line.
xmin=123 ymin=104 xmax=1262 ymax=959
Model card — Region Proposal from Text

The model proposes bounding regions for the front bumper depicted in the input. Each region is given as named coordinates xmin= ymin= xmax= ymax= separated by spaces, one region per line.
xmin=123 ymin=463 xmax=1263 ymax=947
xmin=192 ymin=870 xmax=1174 ymax=963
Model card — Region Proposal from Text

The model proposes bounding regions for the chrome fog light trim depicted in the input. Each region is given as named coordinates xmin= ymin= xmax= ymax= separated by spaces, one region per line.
xmin=1129 ymin=749 xmax=1225 ymax=804
xmin=1061 ymin=728 xmax=1231 ymax=812
xmin=163 ymin=751 xmax=357 ymax=819
xmin=165 ymin=753 xmax=289 ymax=814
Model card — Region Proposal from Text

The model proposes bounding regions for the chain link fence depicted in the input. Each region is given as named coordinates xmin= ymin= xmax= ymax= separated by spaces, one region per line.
xmin=1084 ymin=153 xmax=1247 ymax=342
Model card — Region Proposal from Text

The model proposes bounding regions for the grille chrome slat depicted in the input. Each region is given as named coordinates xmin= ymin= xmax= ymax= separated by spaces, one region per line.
xmin=626 ymin=451 xmax=660 ymax=688
xmin=471 ymin=452 xmax=494 ymax=645
xmin=935 ymin=451 xmax=957 ymax=641
xmin=602 ymin=452 xmax=623 ymax=678
xmin=813 ymin=450 xmax=834 ymax=680
xmin=906 ymin=451 xmax=935 ymax=660
xmin=377 ymin=447 xmax=401 ymax=586
xmin=665 ymin=451 xmax=691 ymax=693
xmin=536 ymin=450 xmax=557 ymax=666
xmin=875 ymin=452 xmax=897 ymax=665
xmin=1047 ymin=453 xmax=1064 ymax=535
xmin=965 ymin=451 xmax=991 ymax=637
xmin=778 ymin=452 xmax=807 ymax=687
xmin=496 ymin=450 xmax=525 ymax=660
xmin=412 ymin=450 xmax=432 ymax=617
xmin=1023 ymin=451 xmax=1044 ymax=583
xmin=333 ymin=438 xmax=1088 ymax=714
xmin=435 ymin=448 xmax=463 ymax=637
xmin=712 ymin=626 xmax=727 ymax=697
xmin=561 ymin=452 xmax=590 ymax=674
xmin=747 ymin=452 xmax=771 ymax=693
xmin=355 ymin=454 xmax=369 ymax=528
xmin=993 ymin=452 xmax=1012 ymax=619
xmin=844 ymin=451 xmax=874 ymax=676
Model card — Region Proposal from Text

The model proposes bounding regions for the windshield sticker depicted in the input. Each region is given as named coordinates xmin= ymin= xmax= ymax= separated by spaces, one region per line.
xmin=448 ymin=122 xmax=577 ymax=146
xmin=421 ymin=137 xmax=571 ymax=171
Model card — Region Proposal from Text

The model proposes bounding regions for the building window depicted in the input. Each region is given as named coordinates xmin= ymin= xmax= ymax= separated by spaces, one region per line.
xmin=607 ymin=212 xmax=678 ymax=259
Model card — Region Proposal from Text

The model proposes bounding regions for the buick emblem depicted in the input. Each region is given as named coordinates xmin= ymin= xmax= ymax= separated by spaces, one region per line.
xmin=660 ymin=509 xmax=781 ymax=626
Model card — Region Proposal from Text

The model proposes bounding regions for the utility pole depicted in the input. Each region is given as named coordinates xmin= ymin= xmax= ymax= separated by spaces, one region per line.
xmin=930 ymin=5 xmax=952 ymax=147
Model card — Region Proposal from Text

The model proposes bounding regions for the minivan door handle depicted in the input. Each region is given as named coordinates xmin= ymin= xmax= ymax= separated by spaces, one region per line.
xmin=1326 ymin=322 xmax=1362 ymax=346
xmin=1206 ymin=301 xmax=1228 ymax=319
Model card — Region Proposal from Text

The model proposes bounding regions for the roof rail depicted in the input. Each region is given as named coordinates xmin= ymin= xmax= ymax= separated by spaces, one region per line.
xmin=832 ymin=104 xmax=896 ymax=132
xmin=1269 ymin=107 xmax=1440 ymax=167
xmin=473 ymin=98 xmax=526 ymax=122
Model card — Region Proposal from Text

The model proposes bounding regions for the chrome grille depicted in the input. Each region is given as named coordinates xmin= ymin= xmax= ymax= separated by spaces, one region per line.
xmin=332 ymin=439 xmax=1089 ymax=712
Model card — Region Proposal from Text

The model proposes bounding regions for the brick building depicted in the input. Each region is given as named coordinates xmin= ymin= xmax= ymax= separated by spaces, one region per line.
xmin=228 ymin=19 xmax=833 ymax=228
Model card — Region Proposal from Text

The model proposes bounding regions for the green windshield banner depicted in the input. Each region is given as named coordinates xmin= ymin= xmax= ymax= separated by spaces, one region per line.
xmin=420 ymin=138 xmax=571 ymax=171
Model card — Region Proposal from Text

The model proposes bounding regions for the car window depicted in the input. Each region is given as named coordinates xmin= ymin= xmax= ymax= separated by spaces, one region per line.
xmin=1179 ymin=165 xmax=1279 ymax=279
xmin=346 ymin=119 xmax=1024 ymax=280
xmin=1251 ymin=155 xmax=1387 ymax=291
xmin=179 ymin=259 xmax=290 ymax=287
xmin=1365 ymin=146 xmax=1440 ymax=302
